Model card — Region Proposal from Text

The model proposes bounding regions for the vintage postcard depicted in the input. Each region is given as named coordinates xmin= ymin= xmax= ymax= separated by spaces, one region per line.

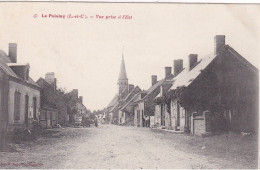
xmin=0 ymin=2 xmax=259 ymax=169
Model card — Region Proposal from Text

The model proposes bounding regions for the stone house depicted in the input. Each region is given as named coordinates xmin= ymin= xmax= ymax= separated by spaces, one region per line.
xmin=133 ymin=92 xmax=147 ymax=127
xmin=153 ymin=79 xmax=174 ymax=129
xmin=165 ymin=35 xmax=258 ymax=135
xmin=118 ymin=86 xmax=141 ymax=125
xmin=106 ymin=96 xmax=119 ymax=124
xmin=36 ymin=73 xmax=61 ymax=128
xmin=70 ymin=89 xmax=89 ymax=123
xmin=133 ymin=70 xmax=174 ymax=127
xmin=0 ymin=43 xmax=41 ymax=133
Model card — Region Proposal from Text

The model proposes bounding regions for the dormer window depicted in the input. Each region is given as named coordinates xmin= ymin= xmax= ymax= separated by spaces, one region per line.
xmin=7 ymin=63 xmax=30 ymax=81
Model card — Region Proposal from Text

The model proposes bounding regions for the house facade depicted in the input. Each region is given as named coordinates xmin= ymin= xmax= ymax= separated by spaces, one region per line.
xmin=118 ymin=86 xmax=141 ymax=125
xmin=133 ymin=92 xmax=147 ymax=127
xmin=164 ymin=35 xmax=258 ymax=135
xmin=153 ymin=79 xmax=174 ymax=129
xmin=36 ymin=73 xmax=60 ymax=128
xmin=0 ymin=43 xmax=41 ymax=133
xmin=133 ymin=68 xmax=174 ymax=127
xmin=70 ymin=89 xmax=89 ymax=122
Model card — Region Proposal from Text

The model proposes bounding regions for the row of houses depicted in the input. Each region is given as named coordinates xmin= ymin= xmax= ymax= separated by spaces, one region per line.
xmin=0 ymin=43 xmax=88 ymax=150
xmin=106 ymin=35 xmax=259 ymax=136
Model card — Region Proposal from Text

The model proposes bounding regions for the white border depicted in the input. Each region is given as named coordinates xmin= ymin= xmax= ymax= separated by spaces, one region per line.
xmin=0 ymin=0 xmax=259 ymax=3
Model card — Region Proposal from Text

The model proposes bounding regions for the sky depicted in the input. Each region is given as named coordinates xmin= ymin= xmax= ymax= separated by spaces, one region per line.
xmin=0 ymin=3 xmax=259 ymax=111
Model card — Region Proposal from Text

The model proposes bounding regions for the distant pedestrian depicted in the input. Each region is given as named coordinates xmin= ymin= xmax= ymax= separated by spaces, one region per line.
xmin=94 ymin=117 xmax=98 ymax=127
xmin=144 ymin=115 xmax=150 ymax=127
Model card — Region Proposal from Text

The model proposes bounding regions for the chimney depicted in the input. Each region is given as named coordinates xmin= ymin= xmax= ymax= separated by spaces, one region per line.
xmin=71 ymin=89 xmax=78 ymax=100
xmin=165 ymin=67 xmax=172 ymax=79
xmin=214 ymin=35 xmax=225 ymax=55
xmin=54 ymin=78 xmax=57 ymax=91
xmin=188 ymin=54 xmax=198 ymax=71
xmin=45 ymin=72 xmax=55 ymax=84
xmin=129 ymin=84 xmax=134 ymax=92
xmin=79 ymin=96 xmax=83 ymax=104
xmin=173 ymin=59 xmax=183 ymax=76
xmin=8 ymin=43 xmax=17 ymax=63
xmin=151 ymin=75 xmax=157 ymax=86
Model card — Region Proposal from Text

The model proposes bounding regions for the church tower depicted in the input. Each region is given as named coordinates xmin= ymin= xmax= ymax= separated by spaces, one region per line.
xmin=118 ymin=53 xmax=128 ymax=95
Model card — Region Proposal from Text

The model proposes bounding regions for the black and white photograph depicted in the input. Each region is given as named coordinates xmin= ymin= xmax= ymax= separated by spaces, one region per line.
xmin=0 ymin=1 xmax=259 ymax=169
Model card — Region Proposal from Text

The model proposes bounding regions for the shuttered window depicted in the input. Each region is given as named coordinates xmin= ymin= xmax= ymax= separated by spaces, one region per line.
xmin=14 ymin=91 xmax=21 ymax=121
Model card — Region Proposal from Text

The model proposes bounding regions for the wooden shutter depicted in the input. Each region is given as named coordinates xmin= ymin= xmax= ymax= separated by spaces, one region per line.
xmin=14 ymin=91 xmax=21 ymax=121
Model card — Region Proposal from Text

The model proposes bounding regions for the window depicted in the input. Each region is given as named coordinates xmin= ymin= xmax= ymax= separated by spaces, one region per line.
xmin=25 ymin=95 xmax=29 ymax=127
xmin=14 ymin=91 xmax=21 ymax=121
xmin=33 ymin=97 xmax=37 ymax=120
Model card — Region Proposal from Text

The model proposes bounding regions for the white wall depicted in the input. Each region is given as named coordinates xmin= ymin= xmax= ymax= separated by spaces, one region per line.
xmin=8 ymin=80 xmax=40 ymax=125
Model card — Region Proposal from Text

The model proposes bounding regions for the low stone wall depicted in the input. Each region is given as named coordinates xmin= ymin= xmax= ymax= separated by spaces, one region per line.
xmin=191 ymin=111 xmax=212 ymax=136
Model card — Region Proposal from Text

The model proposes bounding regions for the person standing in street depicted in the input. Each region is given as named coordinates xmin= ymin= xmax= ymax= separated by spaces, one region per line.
xmin=94 ymin=117 xmax=98 ymax=127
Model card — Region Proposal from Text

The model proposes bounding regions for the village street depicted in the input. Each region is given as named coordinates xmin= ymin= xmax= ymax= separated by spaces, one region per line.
xmin=0 ymin=124 xmax=258 ymax=169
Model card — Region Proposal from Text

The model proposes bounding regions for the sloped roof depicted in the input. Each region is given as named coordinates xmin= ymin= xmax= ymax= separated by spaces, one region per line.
xmin=37 ymin=77 xmax=49 ymax=85
xmin=170 ymin=52 xmax=215 ymax=90
xmin=155 ymin=80 xmax=175 ymax=99
xmin=142 ymin=74 xmax=174 ymax=101
xmin=0 ymin=50 xmax=11 ymax=63
xmin=107 ymin=94 xmax=119 ymax=108
xmin=226 ymin=45 xmax=258 ymax=74
xmin=120 ymin=93 xmax=139 ymax=110
xmin=123 ymin=86 xmax=141 ymax=102
xmin=121 ymin=86 xmax=128 ymax=94
xmin=36 ymin=77 xmax=54 ymax=89
xmin=0 ymin=50 xmax=39 ymax=88
xmin=108 ymin=101 xmax=119 ymax=113
xmin=28 ymin=77 xmax=40 ymax=87
xmin=76 ymin=101 xmax=87 ymax=110
xmin=0 ymin=60 xmax=19 ymax=78
xmin=170 ymin=45 xmax=258 ymax=91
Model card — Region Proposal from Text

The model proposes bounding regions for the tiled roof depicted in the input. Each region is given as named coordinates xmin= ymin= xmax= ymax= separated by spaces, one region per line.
xmin=107 ymin=94 xmax=119 ymax=108
xmin=170 ymin=45 xmax=258 ymax=91
xmin=108 ymin=101 xmax=119 ymax=113
xmin=0 ymin=49 xmax=39 ymax=88
xmin=120 ymin=93 xmax=139 ymax=110
xmin=123 ymin=86 xmax=141 ymax=102
xmin=155 ymin=80 xmax=174 ymax=98
xmin=170 ymin=53 xmax=215 ymax=90
xmin=142 ymin=74 xmax=174 ymax=100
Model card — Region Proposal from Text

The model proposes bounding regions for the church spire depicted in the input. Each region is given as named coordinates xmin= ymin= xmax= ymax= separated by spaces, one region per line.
xmin=118 ymin=53 xmax=128 ymax=80
xmin=118 ymin=51 xmax=128 ymax=95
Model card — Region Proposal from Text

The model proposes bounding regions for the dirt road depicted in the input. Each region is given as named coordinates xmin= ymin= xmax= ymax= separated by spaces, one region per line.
xmin=62 ymin=125 xmax=218 ymax=169
xmin=0 ymin=124 xmax=257 ymax=169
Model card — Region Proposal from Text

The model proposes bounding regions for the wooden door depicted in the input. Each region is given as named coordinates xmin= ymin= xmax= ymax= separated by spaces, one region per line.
xmin=177 ymin=102 xmax=180 ymax=126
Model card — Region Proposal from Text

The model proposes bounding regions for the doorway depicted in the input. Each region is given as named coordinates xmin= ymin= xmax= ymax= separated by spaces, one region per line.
xmin=161 ymin=104 xmax=165 ymax=126
xmin=25 ymin=95 xmax=29 ymax=127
